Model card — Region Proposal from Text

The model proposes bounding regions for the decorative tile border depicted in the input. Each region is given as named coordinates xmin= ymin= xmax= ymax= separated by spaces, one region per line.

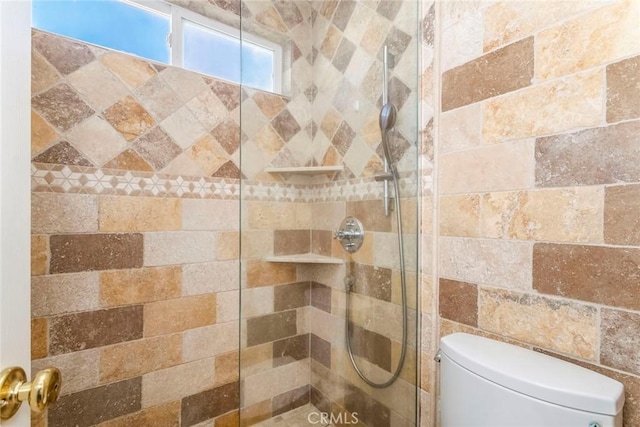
xmin=32 ymin=163 xmax=427 ymax=202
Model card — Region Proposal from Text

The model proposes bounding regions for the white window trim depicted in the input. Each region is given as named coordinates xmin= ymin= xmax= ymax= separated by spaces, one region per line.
xmin=126 ymin=0 xmax=283 ymax=93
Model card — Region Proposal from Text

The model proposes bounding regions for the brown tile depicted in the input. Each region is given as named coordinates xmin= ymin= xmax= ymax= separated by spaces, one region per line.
xmin=32 ymin=83 xmax=94 ymax=132
xmin=607 ymin=55 xmax=640 ymax=123
xmin=31 ymin=109 xmax=59 ymax=155
xmin=319 ymin=0 xmax=339 ymax=19
xmin=332 ymin=38 xmax=356 ymax=73
xmin=132 ymin=126 xmax=182 ymax=170
xmin=439 ymin=279 xmax=478 ymax=327
xmin=273 ymin=333 xmax=309 ymax=367
xmin=99 ymin=196 xmax=181 ymax=232
xmin=442 ymin=37 xmax=534 ymax=111
xmin=181 ymin=382 xmax=240 ymax=427
xmin=376 ymin=0 xmax=402 ymax=21
xmin=533 ymin=243 xmax=640 ymax=311
xmin=215 ymin=410 xmax=239 ymax=427
xmin=215 ymin=231 xmax=240 ymax=261
xmin=32 ymin=49 xmax=60 ymax=94
xmin=601 ymin=309 xmax=640 ymax=376
xmin=349 ymin=323 xmax=391 ymax=372
xmin=274 ymin=282 xmax=310 ymax=311
xmin=239 ymin=343 xmax=271 ymax=377
xmin=211 ymin=118 xmax=242 ymax=155
xmin=50 ymin=233 xmax=143 ymax=274
xmin=273 ymin=1 xmax=303 ymax=29
xmin=210 ymin=80 xmax=240 ymax=111
xmin=312 ymin=230 xmax=332 ymax=256
xmin=332 ymin=0 xmax=356 ymax=31
xmin=310 ymin=387 xmax=331 ymax=414
xmin=31 ymin=235 xmax=48 ymax=276
xmin=215 ymin=351 xmax=239 ymax=386
xmin=97 ymin=401 xmax=180 ymax=427
xmin=536 ymin=121 xmax=640 ymax=187
xmin=100 ymin=266 xmax=181 ymax=306
xmin=247 ymin=310 xmax=297 ymax=346
xmin=33 ymin=31 xmax=95 ymax=75
xmin=384 ymin=26 xmax=412 ymax=58
xmin=311 ymin=334 xmax=331 ymax=368
xmin=252 ymin=92 xmax=286 ymax=119
xmin=320 ymin=25 xmax=343 ymax=60
xmin=271 ymin=109 xmax=301 ymax=142
xmin=49 ymin=305 xmax=143 ymax=355
xmin=343 ymin=382 xmax=390 ymax=427
xmin=605 ymin=184 xmax=640 ymax=246
xmin=274 ymin=229 xmax=310 ymax=255
xmin=347 ymin=200 xmax=392 ymax=232
xmin=246 ymin=260 xmax=296 ymax=288
xmin=212 ymin=161 xmax=241 ymax=179
xmin=103 ymin=148 xmax=154 ymax=172
xmin=100 ymin=334 xmax=182 ymax=383
xmin=332 ymin=121 xmax=356 ymax=156
xmin=100 ymin=52 xmax=157 ymax=90
xmin=48 ymin=377 xmax=141 ymax=426
xmin=32 ymin=318 xmax=48 ymax=360
xmin=311 ymin=282 xmax=332 ymax=313
xmin=144 ymin=294 xmax=217 ymax=337
xmin=103 ymin=96 xmax=155 ymax=141
xmin=32 ymin=140 xmax=93 ymax=166
xmin=239 ymin=400 xmax=271 ymax=427
xmin=272 ymin=385 xmax=310 ymax=416
xmin=352 ymin=263 xmax=392 ymax=302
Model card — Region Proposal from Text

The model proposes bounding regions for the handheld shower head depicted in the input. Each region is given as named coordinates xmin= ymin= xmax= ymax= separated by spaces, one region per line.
xmin=379 ymin=103 xmax=397 ymax=167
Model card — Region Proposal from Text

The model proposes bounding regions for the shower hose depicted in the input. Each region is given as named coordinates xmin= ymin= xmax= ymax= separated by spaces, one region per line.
xmin=345 ymin=165 xmax=408 ymax=388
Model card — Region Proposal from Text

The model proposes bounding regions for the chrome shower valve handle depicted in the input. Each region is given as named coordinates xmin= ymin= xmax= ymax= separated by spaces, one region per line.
xmin=334 ymin=216 xmax=364 ymax=253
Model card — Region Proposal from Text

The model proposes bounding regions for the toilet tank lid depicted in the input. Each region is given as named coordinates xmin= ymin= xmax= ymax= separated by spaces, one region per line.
xmin=440 ymin=333 xmax=624 ymax=416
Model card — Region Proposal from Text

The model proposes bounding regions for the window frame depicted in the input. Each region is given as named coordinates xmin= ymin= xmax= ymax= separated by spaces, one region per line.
xmin=125 ymin=0 xmax=283 ymax=93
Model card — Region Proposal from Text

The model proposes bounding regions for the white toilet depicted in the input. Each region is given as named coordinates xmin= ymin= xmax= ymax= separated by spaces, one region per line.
xmin=438 ymin=333 xmax=624 ymax=427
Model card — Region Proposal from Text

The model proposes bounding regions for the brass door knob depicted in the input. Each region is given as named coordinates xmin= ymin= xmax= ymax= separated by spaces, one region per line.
xmin=0 ymin=367 xmax=62 ymax=420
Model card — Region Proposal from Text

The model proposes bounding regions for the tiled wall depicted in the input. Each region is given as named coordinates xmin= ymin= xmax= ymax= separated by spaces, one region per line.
xmin=436 ymin=1 xmax=640 ymax=426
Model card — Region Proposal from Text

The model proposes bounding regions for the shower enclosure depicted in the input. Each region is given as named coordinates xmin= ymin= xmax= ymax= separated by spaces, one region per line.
xmin=239 ymin=1 xmax=420 ymax=425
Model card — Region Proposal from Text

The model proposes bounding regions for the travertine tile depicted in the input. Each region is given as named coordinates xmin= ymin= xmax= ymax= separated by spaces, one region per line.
xmin=186 ymin=89 xmax=228 ymax=130
xmin=31 ymin=109 xmax=59 ymax=155
xmin=183 ymin=322 xmax=239 ymax=362
xmin=181 ymin=382 xmax=240 ymax=427
xmin=144 ymin=294 xmax=216 ymax=337
xmin=440 ymin=9 xmax=483 ymax=71
xmin=33 ymin=31 xmax=94 ymax=75
xmin=132 ymin=126 xmax=182 ymax=170
xmin=100 ymin=266 xmax=181 ymax=306
xmin=440 ymin=237 xmax=532 ymax=290
xmin=66 ymin=115 xmax=129 ymax=166
xmin=439 ymin=139 xmax=535 ymax=194
xmin=32 ymin=318 xmax=48 ymax=360
xmin=274 ymin=230 xmax=310 ymax=255
xmin=483 ymin=69 xmax=603 ymax=143
xmin=215 ymin=410 xmax=239 ymax=427
xmin=97 ymin=402 xmax=180 ymax=427
xmin=32 ymin=50 xmax=60 ymax=94
xmin=216 ymin=291 xmax=239 ymax=323
xmin=210 ymin=80 xmax=240 ymax=112
xmin=240 ymin=400 xmax=271 ymax=427
xmin=439 ymin=103 xmax=482 ymax=153
xmin=32 ymin=83 xmax=94 ymax=132
xmin=216 ymin=231 xmax=239 ymax=261
xmin=103 ymin=149 xmax=153 ymax=172
xmin=134 ymin=77 xmax=183 ymax=122
xmin=100 ymin=334 xmax=182 ymax=383
xmin=187 ymin=134 xmax=228 ymax=176
xmin=100 ymin=52 xmax=157 ymax=90
xmin=239 ymin=342 xmax=272 ymax=378
xmin=67 ymin=61 xmax=129 ymax=111
xmin=141 ymin=358 xmax=216 ymax=408
xmin=311 ymin=333 xmax=331 ymax=369
xmin=246 ymin=310 xmax=297 ymax=346
xmin=100 ymin=196 xmax=181 ymax=232
xmin=103 ymin=96 xmax=155 ymax=142
xmin=182 ymin=261 xmax=238 ymax=295
xmin=439 ymin=279 xmax=477 ymax=327
xmin=32 ymin=348 xmax=99 ymax=395
xmin=310 ymin=202 xmax=346 ymax=231
xmin=439 ymin=194 xmax=480 ymax=237
xmin=182 ymin=199 xmax=238 ymax=231
xmin=535 ymin=0 xmax=640 ymax=81
xmin=535 ymin=120 xmax=640 ymax=187
xmin=215 ymin=351 xmax=239 ymax=386
xmin=32 ymin=140 xmax=93 ymax=166
xmin=32 ymin=193 xmax=98 ymax=234
xmin=273 ymin=334 xmax=310 ymax=368
xmin=144 ymin=231 xmax=216 ymax=266
xmin=50 ymin=233 xmax=143 ymax=273
xmin=605 ymin=184 xmax=640 ymax=246
xmin=32 ymin=272 xmax=99 ymax=317
xmin=607 ymin=55 xmax=640 ymax=123
xmin=533 ymin=243 xmax=640 ymax=311
xmin=159 ymin=66 xmax=208 ymax=103
xmin=442 ymin=37 xmax=533 ymax=111
xmin=481 ymin=188 xmax=603 ymax=243
xmin=479 ymin=287 xmax=598 ymax=360
xmin=274 ymin=282 xmax=311 ymax=311
xmin=246 ymin=260 xmax=296 ymax=288
xmin=161 ymin=106 xmax=207 ymax=150
xmin=272 ymin=385 xmax=310 ymax=417
xmin=347 ymin=200 xmax=392 ymax=232
xmin=242 ymin=360 xmax=309 ymax=407
xmin=601 ymin=309 xmax=640 ymax=376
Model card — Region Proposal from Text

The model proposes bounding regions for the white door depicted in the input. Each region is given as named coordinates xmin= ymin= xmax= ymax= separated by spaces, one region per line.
xmin=0 ymin=0 xmax=33 ymax=425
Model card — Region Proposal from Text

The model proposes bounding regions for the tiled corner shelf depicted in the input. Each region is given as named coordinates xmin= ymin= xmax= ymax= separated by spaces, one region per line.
xmin=264 ymin=166 xmax=344 ymax=175
xmin=265 ymin=253 xmax=344 ymax=264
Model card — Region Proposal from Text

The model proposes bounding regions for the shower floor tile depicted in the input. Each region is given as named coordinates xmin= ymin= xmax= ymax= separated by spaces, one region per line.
xmin=253 ymin=404 xmax=334 ymax=426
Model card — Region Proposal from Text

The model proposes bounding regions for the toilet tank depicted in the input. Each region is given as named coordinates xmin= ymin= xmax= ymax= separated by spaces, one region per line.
xmin=439 ymin=333 xmax=624 ymax=427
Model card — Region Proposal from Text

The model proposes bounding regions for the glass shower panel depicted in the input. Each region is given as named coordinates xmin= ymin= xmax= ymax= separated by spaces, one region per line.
xmin=240 ymin=1 xmax=419 ymax=425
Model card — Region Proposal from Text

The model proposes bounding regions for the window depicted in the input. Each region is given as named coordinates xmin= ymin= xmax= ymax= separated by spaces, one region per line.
xmin=32 ymin=0 xmax=283 ymax=93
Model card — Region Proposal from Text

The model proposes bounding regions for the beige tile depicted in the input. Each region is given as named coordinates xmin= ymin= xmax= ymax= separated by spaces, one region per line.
xmin=241 ymin=287 xmax=274 ymax=318
xmin=159 ymin=66 xmax=208 ymax=103
xmin=607 ymin=55 xmax=640 ymax=123
xmin=182 ymin=199 xmax=238 ymax=231
xmin=439 ymin=103 xmax=483 ymax=154
xmin=215 ymin=351 xmax=239 ymax=386
xmin=98 ymin=402 xmax=181 ymax=427
xmin=242 ymin=360 xmax=310 ymax=407
xmin=216 ymin=231 xmax=239 ymax=261
xmin=482 ymin=69 xmax=604 ymax=143
xmin=440 ymin=194 xmax=480 ymax=237
xmin=440 ymin=10 xmax=483 ymax=71
xmin=239 ymin=342 xmax=272 ymax=377
xmin=144 ymin=294 xmax=216 ymax=337
xmin=440 ymin=237 xmax=532 ymax=290
xmin=536 ymin=0 xmax=640 ymax=81
xmin=32 ymin=50 xmax=60 ymax=94
xmin=66 ymin=115 xmax=129 ymax=166
xmin=160 ymin=106 xmax=207 ymax=149
xmin=31 ymin=109 xmax=59 ymax=155
xmin=144 ymin=231 xmax=216 ymax=266
xmin=439 ymin=139 xmax=535 ymax=194
xmin=32 ymin=193 xmax=98 ymax=234
xmin=246 ymin=260 xmax=296 ymax=288
xmin=99 ymin=196 xmax=181 ymax=232
xmin=246 ymin=201 xmax=298 ymax=230
xmin=479 ymin=287 xmax=598 ymax=360
xmin=480 ymin=188 xmax=603 ymax=243
xmin=67 ymin=61 xmax=129 ymax=111
xmin=31 ymin=235 xmax=48 ymax=277
xmin=32 ymin=272 xmax=99 ymax=317
xmin=100 ymin=334 xmax=182 ymax=383
xmin=310 ymin=202 xmax=346 ymax=230
xmin=186 ymin=88 xmax=228 ymax=130
xmin=182 ymin=260 xmax=239 ymax=295
xmin=183 ymin=322 xmax=239 ymax=362
xmin=32 ymin=349 xmax=99 ymax=395
xmin=101 ymin=52 xmax=156 ymax=89
xmin=100 ymin=266 xmax=182 ymax=306
xmin=216 ymin=290 xmax=239 ymax=323
xmin=141 ymin=358 xmax=215 ymax=408
xmin=186 ymin=134 xmax=228 ymax=176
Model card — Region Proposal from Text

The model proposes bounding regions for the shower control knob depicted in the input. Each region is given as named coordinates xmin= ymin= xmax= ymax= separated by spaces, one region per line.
xmin=334 ymin=216 xmax=364 ymax=253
